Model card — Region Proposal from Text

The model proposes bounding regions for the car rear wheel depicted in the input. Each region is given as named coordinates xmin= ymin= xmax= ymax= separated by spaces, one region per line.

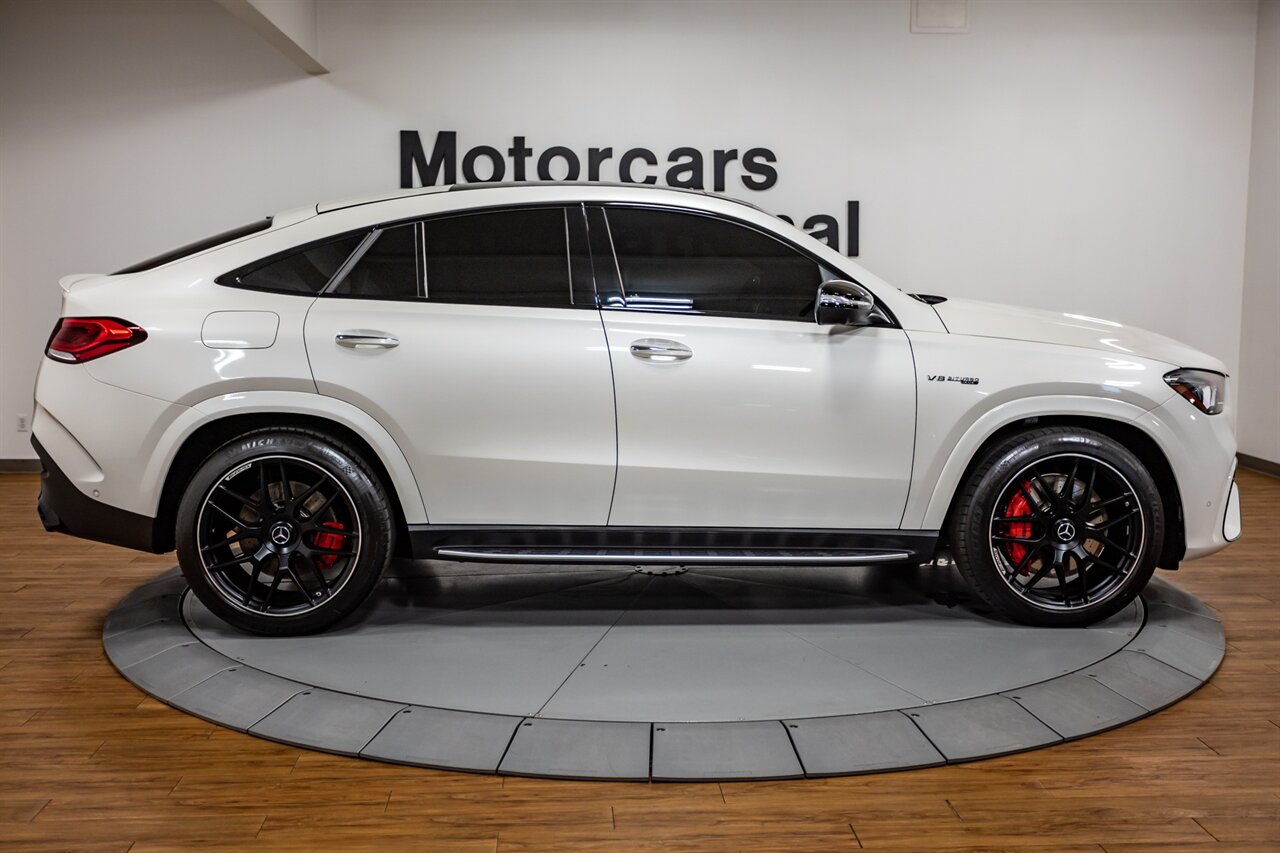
xmin=175 ymin=428 xmax=393 ymax=635
xmin=949 ymin=427 xmax=1164 ymax=627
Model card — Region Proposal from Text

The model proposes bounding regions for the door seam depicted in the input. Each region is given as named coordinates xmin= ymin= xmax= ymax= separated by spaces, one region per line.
xmin=599 ymin=308 xmax=621 ymax=526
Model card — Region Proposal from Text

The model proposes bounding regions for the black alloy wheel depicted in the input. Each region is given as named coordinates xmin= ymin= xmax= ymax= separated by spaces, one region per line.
xmin=987 ymin=453 xmax=1143 ymax=610
xmin=197 ymin=455 xmax=361 ymax=616
xmin=176 ymin=428 xmax=393 ymax=635
xmin=950 ymin=427 xmax=1164 ymax=627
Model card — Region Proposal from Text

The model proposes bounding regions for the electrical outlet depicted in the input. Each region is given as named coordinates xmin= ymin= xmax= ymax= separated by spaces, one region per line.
xmin=16 ymin=414 xmax=29 ymax=433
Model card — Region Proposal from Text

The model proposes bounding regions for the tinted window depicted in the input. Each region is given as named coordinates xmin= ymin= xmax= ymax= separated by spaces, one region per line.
xmin=605 ymin=208 xmax=821 ymax=319
xmin=424 ymin=208 xmax=570 ymax=307
xmin=331 ymin=224 xmax=420 ymax=299
xmin=225 ymin=233 xmax=366 ymax=294
xmin=115 ymin=218 xmax=273 ymax=275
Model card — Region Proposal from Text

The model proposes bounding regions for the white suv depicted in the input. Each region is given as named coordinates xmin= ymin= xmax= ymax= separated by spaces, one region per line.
xmin=32 ymin=183 xmax=1241 ymax=634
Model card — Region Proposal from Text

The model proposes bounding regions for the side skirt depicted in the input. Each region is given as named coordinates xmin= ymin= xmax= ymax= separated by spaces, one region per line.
xmin=407 ymin=525 xmax=940 ymax=566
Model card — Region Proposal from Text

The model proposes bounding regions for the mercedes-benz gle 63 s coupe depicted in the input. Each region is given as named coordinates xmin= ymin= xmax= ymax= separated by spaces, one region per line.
xmin=32 ymin=183 xmax=1241 ymax=634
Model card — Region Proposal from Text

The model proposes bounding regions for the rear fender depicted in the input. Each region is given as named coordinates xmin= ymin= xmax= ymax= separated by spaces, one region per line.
xmin=144 ymin=390 xmax=428 ymax=524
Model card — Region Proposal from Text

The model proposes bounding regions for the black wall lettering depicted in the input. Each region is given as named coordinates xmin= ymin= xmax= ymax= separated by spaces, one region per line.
xmin=804 ymin=214 xmax=839 ymax=253
xmin=741 ymin=147 xmax=777 ymax=190
xmin=537 ymin=146 xmax=581 ymax=181
xmin=588 ymin=147 xmax=613 ymax=182
xmin=508 ymin=136 xmax=533 ymax=181
xmin=619 ymin=148 xmax=658 ymax=184
xmin=462 ymin=145 xmax=505 ymax=183
xmin=847 ymin=200 xmax=859 ymax=257
xmin=399 ymin=133 xmax=862 ymax=253
xmin=713 ymin=149 xmax=739 ymax=193
xmin=400 ymin=130 xmax=456 ymax=187
xmin=666 ymin=147 xmax=704 ymax=189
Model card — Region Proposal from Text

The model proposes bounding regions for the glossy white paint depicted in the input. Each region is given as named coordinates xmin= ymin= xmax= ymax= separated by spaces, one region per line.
xmin=33 ymin=358 xmax=186 ymax=517
xmin=602 ymin=313 xmax=915 ymax=528
xmin=29 ymin=184 xmax=1238 ymax=563
xmin=200 ymin=311 xmax=280 ymax=349
xmin=932 ymin=298 xmax=1229 ymax=373
xmin=305 ymin=300 xmax=616 ymax=525
xmin=74 ymin=270 xmax=318 ymax=407
xmin=1133 ymin=394 xmax=1239 ymax=561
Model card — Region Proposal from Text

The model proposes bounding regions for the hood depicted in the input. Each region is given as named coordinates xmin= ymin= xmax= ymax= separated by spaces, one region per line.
xmin=931 ymin=298 xmax=1226 ymax=373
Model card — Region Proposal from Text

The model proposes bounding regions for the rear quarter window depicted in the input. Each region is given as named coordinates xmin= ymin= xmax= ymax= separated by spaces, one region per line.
xmin=218 ymin=232 xmax=367 ymax=295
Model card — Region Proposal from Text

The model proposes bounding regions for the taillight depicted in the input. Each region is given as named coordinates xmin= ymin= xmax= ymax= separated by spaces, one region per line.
xmin=45 ymin=318 xmax=148 ymax=363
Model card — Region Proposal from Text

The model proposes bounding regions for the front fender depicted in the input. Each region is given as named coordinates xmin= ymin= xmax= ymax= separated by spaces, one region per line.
xmin=907 ymin=394 xmax=1154 ymax=530
xmin=903 ymin=331 xmax=1175 ymax=531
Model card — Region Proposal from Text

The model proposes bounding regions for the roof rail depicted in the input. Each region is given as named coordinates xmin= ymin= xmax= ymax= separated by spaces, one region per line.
xmin=445 ymin=181 xmax=766 ymax=212
xmin=317 ymin=181 xmax=767 ymax=215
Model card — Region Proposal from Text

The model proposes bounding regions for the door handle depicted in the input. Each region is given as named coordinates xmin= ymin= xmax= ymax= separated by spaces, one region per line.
xmin=630 ymin=338 xmax=693 ymax=362
xmin=336 ymin=331 xmax=399 ymax=350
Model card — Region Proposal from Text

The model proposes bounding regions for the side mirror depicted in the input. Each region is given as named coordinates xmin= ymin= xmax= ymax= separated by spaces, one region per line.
xmin=815 ymin=280 xmax=875 ymax=326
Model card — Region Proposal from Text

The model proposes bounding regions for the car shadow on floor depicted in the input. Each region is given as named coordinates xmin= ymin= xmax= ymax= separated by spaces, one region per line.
xmin=348 ymin=559 xmax=1007 ymax=631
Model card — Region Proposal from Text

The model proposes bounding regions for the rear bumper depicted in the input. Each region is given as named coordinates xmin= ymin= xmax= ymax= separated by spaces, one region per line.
xmin=33 ymin=436 xmax=161 ymax=553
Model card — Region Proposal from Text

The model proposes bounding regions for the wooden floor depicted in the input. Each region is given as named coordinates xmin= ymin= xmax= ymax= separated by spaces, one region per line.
xmin=0 ymin=471 xmax=1276 ymax=852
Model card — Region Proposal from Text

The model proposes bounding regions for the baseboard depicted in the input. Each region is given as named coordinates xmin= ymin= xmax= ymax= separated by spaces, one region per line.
xmin=1239 ymin=453 xmax=1280 ymax=478
xmin=0 ymin=459 xmax=40 ymax=473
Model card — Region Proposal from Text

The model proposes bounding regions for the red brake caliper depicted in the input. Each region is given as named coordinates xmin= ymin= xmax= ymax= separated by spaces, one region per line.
xmin=310 ymin=521 xmax=346 ymax=570
xmin=1003 ymin=483 xmax=1034 ymax=572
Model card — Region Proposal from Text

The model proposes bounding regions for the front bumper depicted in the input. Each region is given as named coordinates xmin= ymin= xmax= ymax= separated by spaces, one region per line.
xmin=33 ymin=436 xmax=161 ymax=553
xmin=1138 ymin=395 xmax=1239 ymax=562
xmin=1223 ymin=479 xmax=1242 ymax=542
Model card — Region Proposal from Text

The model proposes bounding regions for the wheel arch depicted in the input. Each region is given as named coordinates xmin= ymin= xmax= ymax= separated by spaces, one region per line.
xmin=152 ymin=411 xmax=415 ymax=556
xmin=935 ymin=414 xmax=1185 ymax=569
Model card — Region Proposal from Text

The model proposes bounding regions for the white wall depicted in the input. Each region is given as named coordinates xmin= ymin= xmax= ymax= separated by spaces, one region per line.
xmin=246 ymin=0 xmax=318 ymax=58
xmin=1239 ymin=0 xmax=1280 ymax=465
xmin=0 ymin=0 xmax=1262 ymax=460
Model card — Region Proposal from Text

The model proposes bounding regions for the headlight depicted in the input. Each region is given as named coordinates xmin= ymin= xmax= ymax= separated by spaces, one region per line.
xmin=1163 ymin=368 xmax=1226 ymax=415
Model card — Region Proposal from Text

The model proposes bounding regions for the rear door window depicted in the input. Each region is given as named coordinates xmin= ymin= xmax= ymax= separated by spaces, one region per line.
xmin=422 ymin=208 xmax=572 ymax=308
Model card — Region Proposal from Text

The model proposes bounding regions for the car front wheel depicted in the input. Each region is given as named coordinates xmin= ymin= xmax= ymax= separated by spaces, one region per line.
xmin=175 ymin=428 xmax=393 ymax=635
xmin=949 ymin=427 xmax=1164 ymax=627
